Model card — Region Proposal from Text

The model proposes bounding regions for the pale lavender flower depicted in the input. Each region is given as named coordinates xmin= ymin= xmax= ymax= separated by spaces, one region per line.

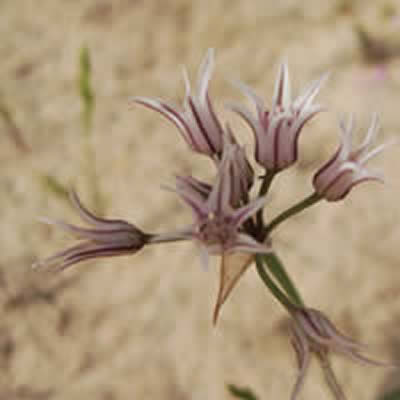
xmin=313 ymin=114 xmax=389 ymax=201
xmin=33 ymin=191 xmax=151 ymax=271
xmin=131 ymin=49 xmax=225 ymax=158
xmin=290 ymin=307 xmax=395 ymax=400
xmin=230 ymin=63 xmax=327 ymax=172
xmin=169 ymin=146 xmax=270 ymax=260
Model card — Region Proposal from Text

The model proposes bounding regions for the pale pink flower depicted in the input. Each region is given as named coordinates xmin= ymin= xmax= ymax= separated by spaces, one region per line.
xmin=167 ymin=145 xmax=269 ymax=260
xmin=313 ymin=114 xmax=389 ymax=201
xmin=33 ymin=191 xmax=150 ymax=271
xmin=230 ymin=63 xmax=327 ymax=172
xmin=290 ymin=307 xmax=395 ymax=400
xmin=131 ymin=49 xmax=225 ymax=158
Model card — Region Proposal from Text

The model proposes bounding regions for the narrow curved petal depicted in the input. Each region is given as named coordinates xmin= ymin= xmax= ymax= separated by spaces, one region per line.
xmin=229 ymin=79 xmax=265 ymax=114
xmin=357 ymin=112 xmax=379 ymax=155
xmin=130 ymin=96 xmax=196 ymax=149
xmin=273 ymin=62 xmax=291 ymax=110
xmin=69 ymin=190 xmax=128 ymax=229
xmin=318 ymin=355 xmax=347 ymax=400
xmin=197 ymin=48 xmax=215 ymax=101
xmin=206 ymin=154 xmax=232 ymax=213
xmin=293 ymin=72 xmax=329 ymax=112
xmin=231 ymin=195 xmax=268 ymax=227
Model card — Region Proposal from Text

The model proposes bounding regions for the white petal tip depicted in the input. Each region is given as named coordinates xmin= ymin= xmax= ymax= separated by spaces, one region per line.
xmin=36 ymin=216 xmax=55 ymax=225
xmin=31 ymin=261 xmax=40 ymax=269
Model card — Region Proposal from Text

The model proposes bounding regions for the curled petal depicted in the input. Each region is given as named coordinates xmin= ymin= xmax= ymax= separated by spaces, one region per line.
xmin=69 ymin=190 xmax=129 ymax=230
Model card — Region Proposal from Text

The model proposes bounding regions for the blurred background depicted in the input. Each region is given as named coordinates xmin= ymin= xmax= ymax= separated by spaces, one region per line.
xmin=1 ymin=0 xmax=400 ymax=399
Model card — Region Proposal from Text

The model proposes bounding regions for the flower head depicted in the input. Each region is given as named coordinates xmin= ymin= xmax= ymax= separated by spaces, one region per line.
xmin=131 ymin=49 xmax=225 ymax=159
xmin=313 ymin=113 xmax=389 ymax=201
xmin=290 ymin=307 xmax=395 ymax=400
xmin=171 ymin=144 xmax=269 ymax=259
xmin=230 ymin=63 xmax=327 ymax=172
xmin=33 ymin=191 xmax=150 ymax=271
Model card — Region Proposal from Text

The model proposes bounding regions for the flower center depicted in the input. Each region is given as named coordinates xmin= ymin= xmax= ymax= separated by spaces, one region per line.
xmin=197 ymin=212 xmax=235 ymax=249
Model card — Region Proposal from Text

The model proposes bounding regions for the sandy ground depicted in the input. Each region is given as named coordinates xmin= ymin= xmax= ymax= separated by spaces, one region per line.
xmin=1 ymin=0 xmax=400 ymax=399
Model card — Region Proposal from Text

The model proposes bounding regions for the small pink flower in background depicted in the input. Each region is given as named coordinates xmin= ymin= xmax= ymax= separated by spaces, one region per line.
xmin=313 ymin=113 xmax=390 ymax=201
xmin=290 ymin=307 xmax=394 ymax=400
xmin=230 ymin=62 xmax=328 ymax=172
xmin=131 ymin=49 xmax=225 ymax=159
xmin=33 ymin=191 xmax=151 ymax=271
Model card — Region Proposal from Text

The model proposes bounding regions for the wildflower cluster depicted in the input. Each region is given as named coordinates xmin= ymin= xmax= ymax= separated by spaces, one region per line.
xmin=35 ymin=49 xmax=395 ymax=399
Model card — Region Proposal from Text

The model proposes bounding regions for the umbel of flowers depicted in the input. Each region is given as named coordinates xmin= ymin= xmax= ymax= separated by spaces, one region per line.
xmin=34 ymin=49 xmax=396 ymax=399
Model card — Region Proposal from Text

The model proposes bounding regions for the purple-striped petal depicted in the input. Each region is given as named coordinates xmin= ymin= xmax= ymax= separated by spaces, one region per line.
xmin=313 ymin=114 xmax=390 ymax=201
xmin=273 ymin=62 xmax=291 ymax=110
xmin=232 ymin=64 xmax=327 ymax=171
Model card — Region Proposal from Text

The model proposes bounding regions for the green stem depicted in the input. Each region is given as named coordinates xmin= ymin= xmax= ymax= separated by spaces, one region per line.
xmin=255 ymin=255 xmax=294 ymax=312
xmin=83 ymin=139 xmax=104 ymax=214
xmin=262 ymin=253 xmax=304 ymax=307
xmin=256 ymin=171 xmax=276 ymax=229
xmin=264 ymin=192 xmax=322 ymax=236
